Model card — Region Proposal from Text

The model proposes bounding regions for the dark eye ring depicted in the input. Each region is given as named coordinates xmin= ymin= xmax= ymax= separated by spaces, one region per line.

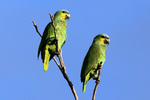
xmin=62 ymin=11 xmax=66 ymax=13
xmin=101 ymin=36 xmax=105 ymax=38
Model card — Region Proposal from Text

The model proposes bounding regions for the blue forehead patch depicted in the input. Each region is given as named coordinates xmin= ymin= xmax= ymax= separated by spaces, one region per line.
xmin=60 ymin=9 xmax=69 ymax=14
xmin=101 ymin=34 xmax=109 ymax=38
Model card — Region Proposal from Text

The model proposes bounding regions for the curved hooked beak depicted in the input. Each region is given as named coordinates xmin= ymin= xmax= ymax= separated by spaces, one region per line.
xmin=65 ymin=14 xmax=70 ymax=20
xmin=104 ymin=38 xmax=110 ymax=45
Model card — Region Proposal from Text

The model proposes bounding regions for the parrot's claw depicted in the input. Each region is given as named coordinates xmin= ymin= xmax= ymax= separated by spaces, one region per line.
xmin=54 ymin=37 xmax=59 ymax=42
xmin=97 ymin=62 xmax=102 ymax=70
xmin=93 ymin=77 xmax=100 ymax=83
xmin=55 ymin=50 xmax=61 ymax=56
xmin=96 ymin=78 xmax=100 ymax=84
xmin=54 ymin=37 xmax=60 ymax=56
xmin=55 ymin=51 xmax=59 ymax=56
xmin=97 ymin=65 xmax=101 ymax=70
xmin=92 ymin=77 xmax=98 ymax=80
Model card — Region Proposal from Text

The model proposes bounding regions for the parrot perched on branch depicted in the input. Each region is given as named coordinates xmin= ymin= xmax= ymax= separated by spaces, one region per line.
xmin=80 ymin=34 xmax=110 ymax=92
xmin=38 ymin=9 xmax=70 ymax=71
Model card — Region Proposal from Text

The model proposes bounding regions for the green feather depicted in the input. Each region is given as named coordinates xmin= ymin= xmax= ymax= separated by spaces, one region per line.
xmin=37 ymin=10 xmax=70 ymax=71
xmin=80 ymin=33 xmax=110 ymax=92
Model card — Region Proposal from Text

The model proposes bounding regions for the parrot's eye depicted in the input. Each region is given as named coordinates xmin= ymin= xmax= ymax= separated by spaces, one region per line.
xmin=62 ymin=11 xmax=66 ymax=13
xmin=101 ymin=36 xmax=105 ymax=38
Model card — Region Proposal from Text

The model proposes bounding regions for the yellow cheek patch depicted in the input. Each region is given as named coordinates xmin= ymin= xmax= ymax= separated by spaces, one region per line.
xmin=61 ymin=13 xmax=66 ymax=19
xmin=100 ymin=38 xmax=105 ymax=44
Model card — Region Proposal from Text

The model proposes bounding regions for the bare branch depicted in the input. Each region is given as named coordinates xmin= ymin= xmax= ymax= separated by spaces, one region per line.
xmin=57 ymin=50 xmax=66 ymax=72
xmin=32 ymin=17 xmax=78 ymax=100
xmin=32 ymin=21 xmax=42 ymax=38
xmin=53 ymin=57 xmax=61 ymax=70
xmin=92 ymin=62 xmax=102 ymax=100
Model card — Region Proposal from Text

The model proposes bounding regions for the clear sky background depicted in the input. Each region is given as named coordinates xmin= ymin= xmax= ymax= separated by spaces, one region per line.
xmin=0 ymin=0 xmax=150 ymax=100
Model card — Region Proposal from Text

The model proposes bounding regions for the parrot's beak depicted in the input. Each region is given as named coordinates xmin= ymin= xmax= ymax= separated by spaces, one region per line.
xmin=104 ymin=39 xmax=110 ymax=45
xmin=65 ymin=14 xmax=70 ymax=20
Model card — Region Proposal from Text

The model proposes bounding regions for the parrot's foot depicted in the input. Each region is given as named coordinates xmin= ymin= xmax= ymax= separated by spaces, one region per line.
xmin=97 ymin=62 xmax=102 ymax=70
xmin=55 ymin=51 xmax=59 ymax=55
xmin=55 ymin=50 xmax=61 ymax=56
xmin=93 ymin=77 xmax=100 ymax=83
xmin=54 ymin=37 xmax=59 ymax=43
xmin=92 ymin=77 xmax=98 ymax=80
xmin=54 ymin=37 xmax=60 ymax=55
xmin=55 ymin=51 xmax=59 ymax=56
xmin=96 ymin=78 xmax=100 ymax=84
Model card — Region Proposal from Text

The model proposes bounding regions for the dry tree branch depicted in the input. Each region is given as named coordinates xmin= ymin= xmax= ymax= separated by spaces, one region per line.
xmin=92 ymin=62 xmax=102 ymax=100
xmin=32 ymin=21 xmax=42 ymax=37
xmin=52 ymin=57 xmax=61 ymax=70
xmin=32 ymin=19 xmax=78 ymax=100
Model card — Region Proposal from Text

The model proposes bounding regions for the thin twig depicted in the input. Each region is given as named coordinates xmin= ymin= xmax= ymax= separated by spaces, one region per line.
xmin=92 ymin=62 xmax=102 ymax=100
xmin=57 ymin=50 xmax=66 ymax=72
xmin=53 ymin=57 xmax=61 ymax=70
xmin=32 ymin=21 xmax=42 ymax=37
xmin=32 ymin=19 xmax=78 ymax=100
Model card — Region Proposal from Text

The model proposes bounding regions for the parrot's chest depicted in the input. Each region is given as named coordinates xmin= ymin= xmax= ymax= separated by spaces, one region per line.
xmin=99 ymin=51 xmax=106 ymax=65
xmin=55 ymin=25 xmax=67 ymax=49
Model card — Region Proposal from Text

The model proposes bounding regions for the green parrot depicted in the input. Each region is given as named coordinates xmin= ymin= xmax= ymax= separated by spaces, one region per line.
xmin=80 ymin=34 xmax=110 ymax=92
xmin=38 ymin=9 xmax=70 ymax=71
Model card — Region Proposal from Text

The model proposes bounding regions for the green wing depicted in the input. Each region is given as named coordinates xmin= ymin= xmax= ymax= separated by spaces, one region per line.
xmin=37 ymin=22 xmax=54 ymax=58
xmin=81 ymin=44 xmax=106 ymax=92
xmin=80 ymin=44 xmax=104 ymax=82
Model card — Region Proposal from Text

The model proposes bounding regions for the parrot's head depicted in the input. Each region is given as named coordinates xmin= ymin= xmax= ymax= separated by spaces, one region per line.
xmin=54 ymin=9 xmax=70 ymax=20
xmin=93 ymin=34 xmax=110 ymax=45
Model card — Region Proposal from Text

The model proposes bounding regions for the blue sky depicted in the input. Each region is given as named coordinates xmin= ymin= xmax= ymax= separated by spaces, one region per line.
xmin=0 ymin=0 xmax=150 ymax=100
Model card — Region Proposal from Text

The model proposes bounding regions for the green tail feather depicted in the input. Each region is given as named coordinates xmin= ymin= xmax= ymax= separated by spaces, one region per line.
xmin=83 ymin=82 xmax=86 ymax=92
xmin=44 ymin=60 xmax=49 ymax=71
xmin=43 ymin=49 xmax=50 ymax=71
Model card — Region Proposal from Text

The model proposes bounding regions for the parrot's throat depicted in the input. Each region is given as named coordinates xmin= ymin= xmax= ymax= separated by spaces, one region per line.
xmin=100 ymin=45 xmax=107 ymax=55
xmin=54 ymin=19 xmax=67 ymax=29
